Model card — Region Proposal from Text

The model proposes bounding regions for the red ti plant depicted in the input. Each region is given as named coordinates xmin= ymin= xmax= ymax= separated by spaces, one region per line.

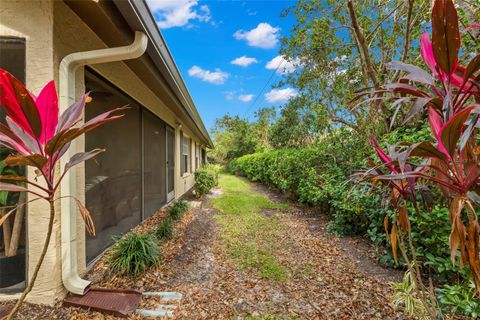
xmin=0 ymin=68 xmax=125 ymax=318
xmin=357 ymin=137 xmax=440 ymax=318
xmin=361 ymin=0 xmax=480 ymax=294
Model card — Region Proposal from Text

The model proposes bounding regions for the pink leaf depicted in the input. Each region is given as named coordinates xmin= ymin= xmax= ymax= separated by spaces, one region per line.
xmin=35 ymin=81 xmax=58 ymax=144
xmin=0 ymin=70 xmax=36 ymax=137
xmin=420 ymin=32 xmax=438 ymax=77
xmin=56 ymin=94 xmax=88 ymax=134
xmin=369 ymin=137 xmax=398 ymax=174
xmin=428 ymin=106 xmax=442 ymax=137
xmin=463 ymin=24 xmax=480 ymax=33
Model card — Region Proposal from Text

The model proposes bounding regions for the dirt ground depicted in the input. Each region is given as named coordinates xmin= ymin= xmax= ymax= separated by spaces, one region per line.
xmin=1 ymin=178 xmax=406 ymax=319
xmin=168 ymin=180 xmax=405 ymax=320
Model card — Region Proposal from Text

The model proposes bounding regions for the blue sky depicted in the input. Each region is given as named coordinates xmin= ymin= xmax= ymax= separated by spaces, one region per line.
xmin=146 ymin=0 xmax=297 ymax=131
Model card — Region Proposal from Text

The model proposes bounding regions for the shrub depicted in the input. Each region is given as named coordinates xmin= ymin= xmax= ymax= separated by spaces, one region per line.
xmin=109 ymin=233 xmax=160 ymax=277
xmin=168 ymin=200 xmax=189 ymax=220
xmin=436 ymin=281 xmax=480 ymax=318
xmin=156 ymin=218 xmax=174 ymax=242
xmin=195 ymin=165 xmax=219 ymax=196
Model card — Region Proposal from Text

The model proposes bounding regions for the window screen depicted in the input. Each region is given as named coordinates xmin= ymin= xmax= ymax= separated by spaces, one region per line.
xmin=143 ymin=110 xmax=167 ymax=218
xmin=85 ymin=74 xmax=142 ymax=262
xmin=182 ymin=134 xmax=190 ymax=174
xmin=0 ymin=38 xmax=25 ymax=124
xmin=0 ymin=37 xmax=26 ymax=292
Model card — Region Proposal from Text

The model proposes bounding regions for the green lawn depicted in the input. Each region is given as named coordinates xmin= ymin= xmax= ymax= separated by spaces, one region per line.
xmin=211 ymin=174 xmax=289 ymax=281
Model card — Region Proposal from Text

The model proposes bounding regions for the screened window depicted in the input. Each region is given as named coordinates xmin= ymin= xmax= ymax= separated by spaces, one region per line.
xmin=195 ymin=142 xmax=199 ymax=169
xmin=85 ymin=74 xmax=142 ymax=262
xmin=182 ymin=134 xmax=190 ymax=174
xmin=0 ymin=37 xmax=26 ymax=292
xmin=0 ymin=38 xmax=25 ymax=124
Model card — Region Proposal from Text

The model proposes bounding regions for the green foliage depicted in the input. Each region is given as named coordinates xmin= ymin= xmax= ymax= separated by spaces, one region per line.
xmin=0 ymin=146 xmax=23 ymax=207
xmin=392 ymin=270 xmax=428 ymax=319
xmin=209 ymin=109 xmax=276 ymax=163
xmin=168 ymin=200 xmax=189 ymax=220
xmin=109 ymin=233 xmax=160 ymax=277
xmin=228 ymin=129 xmax=381 ymax=238
xmin=194 ymin=164 xmax=219 ymax=196
xmin=436 ymin=281 xmax=480 ymax=318
xmin=156 ymin=218 xmax=174 ymax=242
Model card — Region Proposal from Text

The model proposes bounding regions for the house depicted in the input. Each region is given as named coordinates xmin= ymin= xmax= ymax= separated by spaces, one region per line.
xmin=0 ymin=0 xmax=213 ymax=305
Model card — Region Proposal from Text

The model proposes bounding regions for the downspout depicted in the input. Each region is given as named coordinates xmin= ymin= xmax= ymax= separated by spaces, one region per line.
xmin=59 ymin=31 xmax=148 ymax=295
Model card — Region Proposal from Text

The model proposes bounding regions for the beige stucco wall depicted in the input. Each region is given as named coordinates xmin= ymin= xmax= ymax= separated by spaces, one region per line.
xmin=0 ymin=0 xmax=207 ymax=304
xmin=52 ymin=0 xmax=202 ymax=208
xmin=0 ymin=0 xmax=66 ymax=304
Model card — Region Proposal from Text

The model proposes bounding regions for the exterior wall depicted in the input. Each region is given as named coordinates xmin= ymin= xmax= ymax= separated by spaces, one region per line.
xmin=52 ymin=0 xmax=202 ymax=202
xmin=174 ymin=130 xmax=200 ymax=198
xmin=0 ymin=0 xmax=208 ymax=304
xmin=0 ymin=0 xmax=64 ymax=304
xmin=0 ymin=0 xmax=209 ymax=304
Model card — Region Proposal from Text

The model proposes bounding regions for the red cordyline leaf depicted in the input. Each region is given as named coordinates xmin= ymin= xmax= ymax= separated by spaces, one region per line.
xmin=0 ymin=70 xmax=41 ymax=138
xmin=0 ymin=68 xmax=126 ymax=189
xmin=35 ymin=80 xmax=58 ymax=145
xmin=463 ymin=24 xmax=480 ymax=33
xmin=421 ymin=31 xmax=438 ymax=77
xmin=369 ymin=137 xmax=398 ymax=174
xmin=420 ymin=31 xmax=467 ymax=91
xmin=431 ymin=0 xmax=460 ymax=75
xmin=438 ymin=105 xmax=476 ymax=158
xmin=428 ymin=106 xmax=443 ymax=137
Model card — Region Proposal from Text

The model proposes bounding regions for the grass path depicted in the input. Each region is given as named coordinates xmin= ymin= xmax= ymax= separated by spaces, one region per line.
xmin=166 ymin=173 xmax=405 ymax=319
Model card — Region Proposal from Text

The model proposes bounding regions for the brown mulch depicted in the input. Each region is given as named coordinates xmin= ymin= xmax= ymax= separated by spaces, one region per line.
xmin=3 ymin=180 xmax=407 ymax=319
xmin=168 ymin=182 xmax=406 ymax=320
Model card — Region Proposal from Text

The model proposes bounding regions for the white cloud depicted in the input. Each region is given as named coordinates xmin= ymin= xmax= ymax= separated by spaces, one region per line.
xmin=265 ymin=88 xmax=298 ymax=103
xmin=233 ymin=23 xmax=280 ymax=49
xmin=238 ymin=94 xmax=254 ymax=102
xmin=188 ymin=65 xmax=228 ymax=84
xmin=265 ymin=55 xmax=299 ymax=75
xmin=224 ymin=91 xmax=234 ymax=101
xmin=147 ymin=0 xmax=211 ymax=29
xmin=231 ymin=56 xmax=258 ymax=67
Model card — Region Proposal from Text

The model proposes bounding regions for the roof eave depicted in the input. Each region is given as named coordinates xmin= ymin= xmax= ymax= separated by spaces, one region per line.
xmin=113 ymin=0 xmax=213 ymax=148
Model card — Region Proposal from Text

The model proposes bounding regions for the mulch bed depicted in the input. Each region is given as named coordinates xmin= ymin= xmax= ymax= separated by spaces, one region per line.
xmin=2 ymin=181 xmax=408 ymax=319
xmin=169 ymin=184 xmax=407 ymax=319
xmin=0 ymin=201 xmax=198 ymax=320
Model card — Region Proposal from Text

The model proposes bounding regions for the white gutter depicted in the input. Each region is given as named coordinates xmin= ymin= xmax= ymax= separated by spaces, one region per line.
xmin=59 ymin=31 xmax=148 ymax=295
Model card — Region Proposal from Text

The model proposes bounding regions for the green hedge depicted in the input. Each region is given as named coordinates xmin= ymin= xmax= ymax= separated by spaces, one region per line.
xmin=194 ymin=164 xmax=220 ymax=196
xmin=227 ymin=141 xmax=382 ymax=237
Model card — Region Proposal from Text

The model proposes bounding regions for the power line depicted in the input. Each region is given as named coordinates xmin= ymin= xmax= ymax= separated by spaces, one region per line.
xmin=243 ymin=60 xmax=285 ymax=117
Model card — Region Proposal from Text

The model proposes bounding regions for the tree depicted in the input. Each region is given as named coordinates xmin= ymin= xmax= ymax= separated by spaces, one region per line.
xmin=251 ymin=107 xmax=276 ymax=152
xmin=279 ymin=0 xmax=430 ymax=134
xmin=210 ymin=115 xmax=256 ymax=162
xmin=269 ymin=96 xmax=326 ymax=148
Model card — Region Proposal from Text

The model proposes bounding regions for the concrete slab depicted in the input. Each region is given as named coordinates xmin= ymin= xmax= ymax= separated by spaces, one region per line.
xmin=136 ymin=291 xmax=183 ymax=318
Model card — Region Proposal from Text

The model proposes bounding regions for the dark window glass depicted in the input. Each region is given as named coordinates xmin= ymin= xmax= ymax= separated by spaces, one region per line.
xmin=182 ymin=135 xmax=190 ymax=174
xmin=85 ymin=73 xmax=142 ymax=262
xmin=0 ymin=37 xmax=26 ymax=292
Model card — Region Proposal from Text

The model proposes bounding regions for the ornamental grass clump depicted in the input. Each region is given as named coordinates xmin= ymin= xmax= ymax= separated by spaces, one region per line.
xmin=168 ymin=200 xmax=189 ymax=220
xmin=110 ymin=233 xmax=160 ymax=277
xmin=156 ymin=217 xmax=174 ymax=242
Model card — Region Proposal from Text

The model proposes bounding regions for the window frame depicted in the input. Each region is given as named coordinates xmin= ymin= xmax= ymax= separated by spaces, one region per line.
xmin=181 ymin=132 xmax=190 ymax=175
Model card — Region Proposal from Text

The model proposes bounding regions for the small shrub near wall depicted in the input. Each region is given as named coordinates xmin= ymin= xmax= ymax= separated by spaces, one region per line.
xmin=109 ymin=233 xmax=160 ymax=277
xmin=194 ymin=164 xmax=219 ymax=196
xmin=168 ymin=200 xmax=189 ymax=220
